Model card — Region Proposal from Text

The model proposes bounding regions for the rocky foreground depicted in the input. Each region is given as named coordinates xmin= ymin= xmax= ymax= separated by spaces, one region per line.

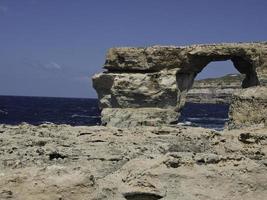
xmin=0 ymin=123 xmax=267 ymax=200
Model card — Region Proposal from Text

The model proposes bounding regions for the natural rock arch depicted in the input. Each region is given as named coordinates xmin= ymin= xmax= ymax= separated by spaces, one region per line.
xmin=93 ymin=42 xmax=267 ymax=127
xmin=175 ymin=54 xmax=260 ymax=111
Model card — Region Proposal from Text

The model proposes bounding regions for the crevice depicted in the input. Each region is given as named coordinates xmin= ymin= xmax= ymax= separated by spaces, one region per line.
xmin=49 ymin=152 xmax=67 ymax=160
xmin=123 ymin=192 xmax=163 ymax=200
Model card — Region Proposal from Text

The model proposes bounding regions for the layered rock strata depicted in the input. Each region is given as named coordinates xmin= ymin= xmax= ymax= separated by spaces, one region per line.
xmin=93 ymin=42 xmax=267 ymax=127
xmin=186 ymin=74 xmax=243 ymax=104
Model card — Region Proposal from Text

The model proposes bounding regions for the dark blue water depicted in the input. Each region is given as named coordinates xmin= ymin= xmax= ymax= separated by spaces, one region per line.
xmin=0 ymin=96 xmax=229 ymax=129
xmin=0 ymin=96 xmax=101 ymax=126
xmin=178 ymin=102 xmax=229 ymax=130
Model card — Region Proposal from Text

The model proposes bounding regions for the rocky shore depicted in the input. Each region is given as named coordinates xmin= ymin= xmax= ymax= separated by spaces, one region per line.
xmin=1 ymin=42 xmax=267 ymax=200
xmin=0 ymin=123 xmax=267 ymax=200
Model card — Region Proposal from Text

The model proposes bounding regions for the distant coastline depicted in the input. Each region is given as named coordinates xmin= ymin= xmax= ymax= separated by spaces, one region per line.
xmin=186 ymin=73 xmax=243 ymax=104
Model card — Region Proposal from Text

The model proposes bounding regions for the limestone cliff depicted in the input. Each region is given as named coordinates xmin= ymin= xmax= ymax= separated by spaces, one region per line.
xmin=93 ymin=42 xmax=267 ymax=128
xmin=186 ymin=74 xmax=244 ymax=104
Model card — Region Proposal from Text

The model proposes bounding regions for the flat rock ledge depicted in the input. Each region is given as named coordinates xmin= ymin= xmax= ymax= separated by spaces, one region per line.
xmin=0 ymin=123 xmax=267 ymax=200
xmin=93 ymin=42 xmax=267 ymax=128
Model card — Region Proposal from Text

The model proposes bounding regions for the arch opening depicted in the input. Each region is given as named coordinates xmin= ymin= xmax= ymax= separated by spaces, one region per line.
xmin=176 ymin=56 xmax=260 ymax=130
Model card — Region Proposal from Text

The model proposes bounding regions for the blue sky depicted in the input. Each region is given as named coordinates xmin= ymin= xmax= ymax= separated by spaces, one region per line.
xmin=0 ymin=0 xmax=266 ymax=98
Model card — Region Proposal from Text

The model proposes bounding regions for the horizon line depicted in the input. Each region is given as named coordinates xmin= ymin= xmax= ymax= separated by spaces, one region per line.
xmin=0 ymin=94 xmax=98 ymax=100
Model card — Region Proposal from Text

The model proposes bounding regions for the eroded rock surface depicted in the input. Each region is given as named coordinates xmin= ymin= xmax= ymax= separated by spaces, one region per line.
xmin=0 ymin=123 xmax=267 ymax=199
xmin=228 ymin=86 xmax=267 ymax=129
xmin=93 ymin=42 xmax=267 ymax=127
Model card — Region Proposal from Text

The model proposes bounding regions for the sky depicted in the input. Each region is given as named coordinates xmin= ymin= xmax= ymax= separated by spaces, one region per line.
xmin=0 ymin=0 xmax=267 ymax=98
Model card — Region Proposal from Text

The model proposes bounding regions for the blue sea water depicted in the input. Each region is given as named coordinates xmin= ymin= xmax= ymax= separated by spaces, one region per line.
xmin=178 ymin=102 xmax=229 ymax=130
xmin=0 ymin=96 xmax=229 ymax=130
xmin=0 ymin=96 xmax=101 ymax=126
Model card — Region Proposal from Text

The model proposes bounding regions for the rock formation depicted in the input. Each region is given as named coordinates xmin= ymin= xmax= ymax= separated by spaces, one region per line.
xmin=93 ymin=42 xmax=267 ymax=127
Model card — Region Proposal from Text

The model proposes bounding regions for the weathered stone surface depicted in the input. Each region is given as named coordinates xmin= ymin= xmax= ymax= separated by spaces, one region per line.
xmin=93 ymin=70 xmax=178 ymax=109
xmin=1 ymin=123 xmax=267 ymax=199
xmin=228 ymin=86 xmax=267 ymax=129
xmin=104 ymin=46 xmax=184 ymax=72
xmin=104 ymin=43 xmax=266 ymax=75
xmin=101 ymin=108 xmax=178 ymax=128
xmin=93 ymin=42 xmax=267 ymax=127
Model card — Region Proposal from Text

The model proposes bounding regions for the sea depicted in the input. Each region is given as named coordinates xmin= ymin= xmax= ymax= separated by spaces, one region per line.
xmin=0 ymin=96 xmax=229 ymax=130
